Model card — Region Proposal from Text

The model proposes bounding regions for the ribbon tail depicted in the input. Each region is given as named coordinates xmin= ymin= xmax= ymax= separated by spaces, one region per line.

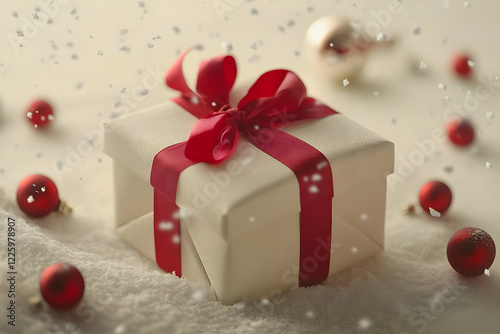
xmin=244 ymin=127 xmax=333 ymax=286
xmin=151 ymin=142 xmax=198 ymax=277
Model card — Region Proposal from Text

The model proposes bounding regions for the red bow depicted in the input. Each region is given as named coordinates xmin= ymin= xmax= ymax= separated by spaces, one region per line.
xmin=166 ymin=50 xmax=337 ymax=163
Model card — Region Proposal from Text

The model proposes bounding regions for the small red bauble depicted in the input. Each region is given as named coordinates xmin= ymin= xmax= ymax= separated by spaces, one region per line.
xmin=40 ymin=263 xmax=85 ymax=309
xmin=26 ymin=100 xmax=54 ymax=128
xmin=446 ymin=118 xmax=475 ymax=146
xmin=419 ymin=181 xmax=452 ymax=216
xmin=447 ymin=227 xmax=496 ymax=277
xmin=452 ymin=54 xmax=472 ymax=77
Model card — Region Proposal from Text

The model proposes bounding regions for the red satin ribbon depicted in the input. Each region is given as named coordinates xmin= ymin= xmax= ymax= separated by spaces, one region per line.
xmin=151 ymin=50 xmax=338 ymax=287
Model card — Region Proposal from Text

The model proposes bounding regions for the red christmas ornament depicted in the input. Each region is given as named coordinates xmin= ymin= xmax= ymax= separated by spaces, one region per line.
xmin=16 ymin=174 xmax=72 ymax=218
xmin=452 ymin=54 xmax=472 ymax=77
xmin=447 ymin=227 xmax=496 ymax=277
xmin=26 ymin=100 xmax=54 ymax=128
xmin=40 ymin=263 xmax=85 ymax=309
xmin=446 ymin=118 xmax=475 ymax=146
xmin=419 ymin=181 xmax=452 ymax=216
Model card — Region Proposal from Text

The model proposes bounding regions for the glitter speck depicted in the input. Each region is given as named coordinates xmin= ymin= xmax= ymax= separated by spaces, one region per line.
xmin=343 ymin=78 xmax=349 ymax=87
xmin=351 ymin=247 xmax=359 ymax=253
xmin=464 ymin=2 xmax=471 ymax=8
xmin=360 ymin=214 xmax=368 ymax=220
xmin=484 ymin=269 xmax=490 ymax=276
xmin=485 ymin=162 xmax=492 ymax=170
xmin=438 ymin=83 xmax=447 ymax=90
xmin=27 ymin=195 xmax=35 ymax=203
xmin=249 ymin=216 xmax=255 ymax=223
xmin=41 ymin=187 xmax=46 ymax=192
xmin=27 ymin=112 xmax=33 ymax=119
xmin=172 ymin=235 xmax=180 ymax=244
xmin=305 ymin=310 xmax=315 ymax=319
xmin=486 ymin=112 xmax=495 ymax=119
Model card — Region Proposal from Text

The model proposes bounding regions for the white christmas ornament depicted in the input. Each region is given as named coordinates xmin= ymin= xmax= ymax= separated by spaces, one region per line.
xmin=304 ymin=15 xmax=392 ymax=83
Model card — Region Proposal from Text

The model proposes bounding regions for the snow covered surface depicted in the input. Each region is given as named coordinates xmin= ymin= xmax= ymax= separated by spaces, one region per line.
xmin=1 ymin=1 xmax=500 ymax=333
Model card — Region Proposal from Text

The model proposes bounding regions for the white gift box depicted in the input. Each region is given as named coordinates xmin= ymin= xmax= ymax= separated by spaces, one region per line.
xmin=104 ymin=100 xmax=394 ymax=305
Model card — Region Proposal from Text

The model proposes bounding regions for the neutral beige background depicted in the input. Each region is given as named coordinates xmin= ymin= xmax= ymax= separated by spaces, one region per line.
xmin=1 ymin=1 xmax=499 ymax=333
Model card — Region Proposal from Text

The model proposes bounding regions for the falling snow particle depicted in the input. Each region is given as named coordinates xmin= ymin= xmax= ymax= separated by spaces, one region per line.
xmin=438 ymin=83 xmax=447 ymax=90
xmin=114 ymin=324 xmax=126 ymax=334
xmin=485 ymin=162 xmax=492 ymax=170
xmin=309 ymin=185 xmax=319 ymax=193
xmin=158 ymin=221 xmax=174 ymax=231
xmin=172 ymin=235 xmax=180 ymax=244
xmin=467 ymin=60 xmax=475 ymax=67
xmin=443 ymin=96 xmax=451 ymax=102
xmin=464 ymin=2 xmax=471 ymax=8
xmin=311 ymin=173 xmax=322 ymax=181
xmin=221 ymin=41 xmax=233 ymax=53
xmin=192 ymin=290 xmax=206 ymax=301
xmin=418 ymin=61 xmax=427 ymax=72
xmin=376 ymin=32 xmax=387 ymax=42
xmin=374 ymin=91 xmax=379 ymax=96
xmin=351 ymin=247 xmax=359 ymax=253
xmin=305 ymin=310 xmax=315 ymax=319
xmin=412 ymin=26 xmax=422 ymax=35
xmin=486 ymin=112 xmax=495 ymax=119
xmin=343 ymin=78 xmax=349 ymax=87
xmin=27 ymin=196 xmax=35 ymax=203
xmin=358 ymin=318 xmax=373 ymax=330
xmin=429 ymin=207 xmax=441 ymax=217
xmin=443 ymin=165 xmax=454 ymax=174
xmin=360 ymin=214 xmax=368 ymax=220
xmin=249 ymin=216 xmax=255 ymax=223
